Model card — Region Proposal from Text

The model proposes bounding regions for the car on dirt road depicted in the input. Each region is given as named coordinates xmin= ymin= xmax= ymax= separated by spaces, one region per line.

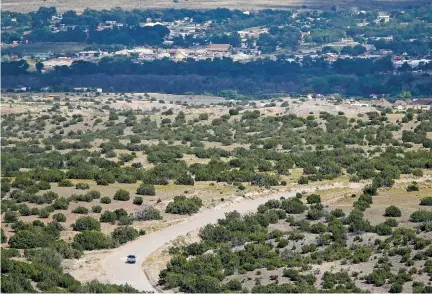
xmin=127 ymin=255 xmax=137 ymax=264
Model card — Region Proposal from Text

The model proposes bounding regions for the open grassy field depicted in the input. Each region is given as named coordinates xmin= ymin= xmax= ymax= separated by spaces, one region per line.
xmin=2 ymin=43 xmax=89 ymax=55
xmin=2 ymin=0 xmax=428 ymax=13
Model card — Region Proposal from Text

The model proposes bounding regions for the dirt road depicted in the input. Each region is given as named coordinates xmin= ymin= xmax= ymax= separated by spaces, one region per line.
xmin=99 ymin=185 xmax=348 ymax=292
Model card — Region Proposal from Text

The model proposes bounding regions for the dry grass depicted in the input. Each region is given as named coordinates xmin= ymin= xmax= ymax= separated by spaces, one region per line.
xmin=2 ymin=0 xmax=421 ymax=13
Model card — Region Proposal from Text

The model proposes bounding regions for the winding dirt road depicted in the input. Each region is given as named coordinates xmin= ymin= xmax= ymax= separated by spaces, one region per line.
xmin=100 ymin=189 xmax=307 ymax=292
xmin=99 ymin=180 xmax=364 ymax=292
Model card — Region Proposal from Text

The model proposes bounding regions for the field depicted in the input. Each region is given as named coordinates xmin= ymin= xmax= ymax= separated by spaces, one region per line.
xmin=2 ymin=0 xmax=428 ymax=13
xmin=2 ymin=43 xmax=89 ymax=55
xmin=2 ymin=91 xmax=432 ymax=293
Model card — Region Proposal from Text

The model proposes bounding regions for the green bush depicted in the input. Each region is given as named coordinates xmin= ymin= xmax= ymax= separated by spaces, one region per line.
xmin=281 ymin=198 xmax=306 ymax=214
xmin=72 ymin=206 xmax=89 ymax=214
xmin=306 ymin=194 xmax=321 ymax=204
xmin=412 ymin=169 xmax=423 ymax=177
xmin=4 ymin=211 xmax=18 ymax=223
xmin=406 ymin=182 xmax=419 ymax=192
xmin=100 ymin=197 xmax=111 ymax=204
xmin=133 ymin=197 xmax=143 ymax=205
xmin=52 ymin=197 xmax=70 ymax=210
xmin=38 ymin=208 xmax=50 ymax=218
xmin=100 ymin=211 xmax=117 ymax=223
xmin=410 ymin=210 xmax=432 ymax=222
xmin=72 ymin=216 xmax=101 ymax=231
xmin=330 ymin=209 xmax=345 ymax=218
xmin=58 ymin=180 xmax=73 ymax=187
xmin=8 ymin=230 xmax=55 ymax=249
xmin=307 ymin=209 xmax=323 ymax=220
xmin=114 ymin=208 xmax=128 ymax=220
xmin=420 ymin=196 xmax=432 ymax=206
xmin=375 ymin=223 xmax=392 ymax=236
xmin=38 ymin=181 xmax=51 ymax=190
xmin=298 ymin=176 xmax=309 ymax=185
xmin=384 ymin=205 xmax=402 ymax=217
xmin=383 ymin=218 xmax=398 ymax=227
xmin=53 ymin=213 xmax=67 ymax=222
xmin=1 ymin=228 xmax=7 ymax=243
xmin=135 ymin=206 xmax=163 ymax=221
xmin=87 ymin=190 xmax=101 ymax=199
xmin=111 ymin=226 xmax=139 ymax=244
xmin=165 ymin=196 xmax=203 ymax=214
xmin=136 ymin=184 xmax=155 ymax=196
xmin=113 ymin=189 xmax=130 ymax=201
xmin=175 ymin=174 xmax=195 ymax=186
xmin=389 ymin=282 xmax=403 ymax=293
xmin=92 ymin=205 xmax=102 ymax=213
xmin=19 ymin=204 xmax=31 ymax=216
xmin=75 ymin=183 xmax=90 ymax=190
xmin=118 ymin=216 xmax=134 ymax=225
xmin=73 ymin=230 xmax=113 ymax=250
xmin=363 ymin=184 xmax=377 ymax=196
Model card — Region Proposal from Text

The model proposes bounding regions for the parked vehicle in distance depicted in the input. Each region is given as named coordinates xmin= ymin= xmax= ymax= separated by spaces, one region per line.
xmin=127 ymin=255 xmax=137 ymax=264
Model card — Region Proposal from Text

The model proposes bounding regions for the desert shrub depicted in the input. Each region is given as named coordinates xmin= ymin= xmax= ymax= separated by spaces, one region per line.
xmin=298 ymin=176 xmax=309 ymax=185
xmin=383 ymin=218 xmax=398 ymax=227
xmin=165 ymin=196 xmax=203 ymax=214
xmin=133 ymin=197 xmax=143 ymax=205
xmin=114 ymin=208 xmax=127 ymax=220
xmin=53 ymin=213 xmax=67 ymax=222
xmin=75 ymin=183 xmax=90 ymax=190
xmin=8 ymin=230 xmax=55 ymax=249
xmin=174 ymin=174 xmax=194 ymax=186
xmin=1 ymin=228 xmax=7 ymax=243
xmin=58 ymin=180 xmax=73 ymax=187
xmin=72 ymin=206 xmax=89 ymax=214
xmin=52 ymin=197 xmax=69 ymax=210
xmin=406 ymin=182 xmax=419 ymax=192
xmin=19 ymin=204 xmax=31 ymax=216
xmin=363 ymin=184 xmax=377 ymax=196
xmin=25 ymin=247 xmax=62 ymax=269
xmin=38 ymin=180 xmax=51 ymax=190
xmin=307 ymin=209 xmax=323 ymax=220
xmin=412 ymin=169 xmax=423 ymax=177
xmin=72 ymin=216 xmax=101 ymax=231
xmin=375 ymin=223 xmax=392 ymax=236
xmin=281 ymin=198 xmax=306 ymax=214
xmin=92 ymin=205 xmax=102 ymax=213
xmin=100 ymin=211 xmax=117 ymax=223
xmin=73 ymin=230 xmax=113 ymax=250
xmin=384 ymin=206 xmax=402 ymax=217
xmin=87 ymin=190 xmax=101 ymax=199
xmin=410 ymin=210 xmax=432 ymax=222
xmin=306 ymin=194 xmax=321 ymax=204
xmin=136 ymin=184 xmax=155 ymax=196
xmin=111 ymin=226 xmax=139 ymax=244
xmin=420 ymin=197 xmax=432 ymax=206
xmin=228 ymin=108 xmax=239 ymax=116
xmin=100 ymin=197 xmax=111 ymax=204
xmin=330 ymin=209 xmax=345 ymax=218
xmin=118 ymin=216 xmax=134 ymax=225
xmin=352 ymin=247 xmax=373 ymax=263
xmin=389 ymin=282 xmax=403 ymax=293
xmin=71 ymin=193 xmax=93 ymax=202
xmin=30 ymin=208 xmax=39 ymax=215
xmin=4 ymin=211 xmax=18 ymax=223
xmin=135 ymin=206 xmax=162 ymax=221
xmin=38 ymin=208 xmax=50 ymax=218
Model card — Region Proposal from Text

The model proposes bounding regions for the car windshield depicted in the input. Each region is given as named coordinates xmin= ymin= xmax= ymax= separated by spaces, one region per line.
xmin=127 ymin=255 xmax=136 ymax=258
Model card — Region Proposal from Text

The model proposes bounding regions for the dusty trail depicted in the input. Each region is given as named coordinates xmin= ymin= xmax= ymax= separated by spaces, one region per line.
xmin=99 ymin=184 xmax=348 ymax=292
